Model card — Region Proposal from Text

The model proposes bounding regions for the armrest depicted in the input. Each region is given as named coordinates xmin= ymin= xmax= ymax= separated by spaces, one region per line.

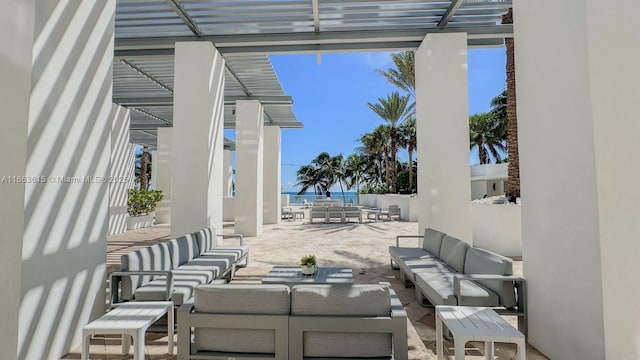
xmin=394 ymin=235 xmax=423 ymax=247
xmin=110 ymin=270 xmax=174 ymax=304
xmin=379 ymin=282 xmax=407 ymax=319
xmin=178 ymin=299 xmax=195 ymax=315
xmin=453 ymin=274 xmax=524 ymax=301
xmin=218 ymin=233 xmax=244 ymax=246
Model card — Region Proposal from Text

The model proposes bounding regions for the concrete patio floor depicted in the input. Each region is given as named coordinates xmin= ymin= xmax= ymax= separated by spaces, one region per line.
xmin=63 ymin=211 xmax=547 ymax=360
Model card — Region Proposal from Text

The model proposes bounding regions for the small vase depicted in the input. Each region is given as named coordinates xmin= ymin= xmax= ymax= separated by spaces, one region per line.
xmin=301 ymin=265 xmax=316 ymax=276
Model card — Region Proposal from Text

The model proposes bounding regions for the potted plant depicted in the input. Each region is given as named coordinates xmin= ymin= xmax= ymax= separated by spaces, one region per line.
xmin=127 ymin=189 xmax=164 ymax=230
xmin=300 ymin=254 xmax=317 ymax=276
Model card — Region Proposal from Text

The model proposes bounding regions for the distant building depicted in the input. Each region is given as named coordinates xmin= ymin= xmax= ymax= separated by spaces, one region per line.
xmin=470 ymin=163 xmax=508 ymax=200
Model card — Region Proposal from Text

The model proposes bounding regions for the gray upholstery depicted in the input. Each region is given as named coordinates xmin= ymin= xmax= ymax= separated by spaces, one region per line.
xmin=304 ymin=332 xmax=392 ymax=358
xmin=120 ymin=243 xmax=171 ymax=301
xmin=135 ymin=276 xmax=204 ymax=305
xmin=465 ymin=247 xmax=517 ymax=308
xmin=193 ymin=285 xmax=291 ymax=354
xmin=439 ymin=235 xmax=470 ymax=273
xmin=415 ymin=269 xmax=499 ymax=307
xmin=168 ymin=235 xmax=200 ymax=268
xmin=399 ymin=256 xmax=449 ymax=280
xmin=423 ymin=228 xmax=446 ymax=257
xmin=389 ymin=246 xmax=429 ymax=262
xmin=291 ymin=284 xmax=390 ymax=316
xmin=202 ymin=245 xmax=249 ymax=260
xmin=194 ymin=228 xmax=216 ymax=252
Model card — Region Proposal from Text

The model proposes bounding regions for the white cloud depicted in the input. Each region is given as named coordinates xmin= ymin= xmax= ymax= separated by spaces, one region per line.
xmin=360 ymin=52 xmax=394 ymax=70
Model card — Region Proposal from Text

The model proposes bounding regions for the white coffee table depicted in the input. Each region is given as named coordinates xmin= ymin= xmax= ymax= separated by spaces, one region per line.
xmin=436 ymin=305 xmax=525 ymax=360
xmin=261 ymin=266 xmax=353 ymax=286
xmin=82 ymin=301 xmax=173 ymax=360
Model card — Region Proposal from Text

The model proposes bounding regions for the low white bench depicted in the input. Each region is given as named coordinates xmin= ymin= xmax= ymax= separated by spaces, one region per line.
xmin=82 ymin=301 xmax=174 ymax=360
xmin=436 ymin=305 xmax=525 ymax=360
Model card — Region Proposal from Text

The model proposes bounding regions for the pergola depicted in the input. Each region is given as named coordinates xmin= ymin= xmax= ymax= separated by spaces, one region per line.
xmin=2 ymin=1 xmax=637 ymax=360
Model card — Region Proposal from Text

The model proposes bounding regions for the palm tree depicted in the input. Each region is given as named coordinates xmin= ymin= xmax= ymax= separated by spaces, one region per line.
xmin=376 ymin=51 xmax=415 ymax=97
xmin=344 ymin=153 xmax=368 ymax=195
xmin=135 ymin=147 xmax=151 ymax=190
xmin=359 ymin=125 xmax=391 ymax=190
xmin=295 ymin=165 xmax=326 ymax=197
xmin=399 ymin=118 xmax=417 ymax=193
xmin=367 ymin=92 xmax=411 ymax=193
xmin=469 ymin=113 xmax=507 ymax=164
xmin=503 ymin=8 xmax=520 ymax=198
xmin=312 ymin=152 xmax=347 ymax=200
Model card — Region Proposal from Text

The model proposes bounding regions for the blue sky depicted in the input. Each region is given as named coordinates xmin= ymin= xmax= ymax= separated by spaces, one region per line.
xmin=224 ymin=48 xmax=506 ymax=193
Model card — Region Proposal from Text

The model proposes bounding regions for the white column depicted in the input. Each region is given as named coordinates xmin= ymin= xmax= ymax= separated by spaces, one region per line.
xmin=234 ymin=100 xmax=264 ymax=236
xmin=171 ymin=42 xmax=225 ymax=237
xmin=155 ymin=128 xmax=172 ymax=224
xmin=515 ymin=1 xmax=640 ymax=359
xmin=108 ymin=104 xmax=135 ymax=235
xmin=0 ymin=1 xmax=115 ymax=359
xmin=149 ymin=150 xmax=157 ymax=190
xmin=415 ymin=33 xmax=472 ymax=243
xmin=223 ymin=149 xmax=233 ymax=197
xmin=263 ymin=126 xmax=282 ymax=224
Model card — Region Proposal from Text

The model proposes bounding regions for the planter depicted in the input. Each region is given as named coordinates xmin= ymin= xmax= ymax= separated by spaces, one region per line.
xmin=127 ymin=213 xmax=154 ymax=230
xmin=300 ymin=265 xmax=316 ymax=276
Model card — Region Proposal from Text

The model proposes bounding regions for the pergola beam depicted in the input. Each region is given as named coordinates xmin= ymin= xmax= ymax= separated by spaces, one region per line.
xmin=115 ymin=95 xmax=294 ymax=107
xmin=438 ymin=0 xmax=467 ymax=28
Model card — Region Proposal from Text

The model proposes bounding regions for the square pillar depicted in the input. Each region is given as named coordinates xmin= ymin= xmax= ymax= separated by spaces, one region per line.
xmin=108 ymin=104 xmax=135 ymax=235
xmin=223 ymin=149 xmax=233 ymax=197
xmin=415 ymin=33 xmax=472 ymax=242
xmin=515 ymin=1 xmax=640 ymax=359
xmin=171 ymin=42 xmax=225 ymax=237
xmin=0 ymin=1 xmax=115 ymax=358
xmin=263 ymin=126 xmax=281 ymax=224
xmin=155 ymin=128 xmax=172 ymax=224
xmin=234 ymin=100 xmax=264 ymax=236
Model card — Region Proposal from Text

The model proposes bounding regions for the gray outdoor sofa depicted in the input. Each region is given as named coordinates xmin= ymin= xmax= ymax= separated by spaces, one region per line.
xmin=110 ymin=227 xmax=249 ymax=306
xmin=178 ymin=282 xmax=408 ymax=360
xmin=389 ymin=228 xmax=527 ymax=334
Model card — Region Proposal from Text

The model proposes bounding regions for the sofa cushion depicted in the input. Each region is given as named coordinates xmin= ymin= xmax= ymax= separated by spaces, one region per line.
xmin=304 ymin=332 xmax=392 ymax=358
xmin=291 ymin=284 xmax=390 ymax=316
xmin=415 ymin=269 xmax=499 ymax=307
xmin=388 ymin=246 xmax=429 ymax=262
xmin=168 ymin=235 xmax=200 ymax=268
xmin=194 ymin=228 xmax=216 ymax=253
xmin=120 ymin=243 xmax=171 ymax=301
xmin=399 ymin=257 xmax=450 ymax=280
xmin=439 ymin=235 xmax=470 ymax=273
xmin=175 ymin=257 xmax=229 ymax=280
xmin=464 ymin=247 xmax=517 ymax=308
xmin=202 ymin=245 xmax=250 ymax=260
xmin=422 ymin=228 xmax=446 ymax=257
xmin=134 ymin=275 xmax=206 ymax=305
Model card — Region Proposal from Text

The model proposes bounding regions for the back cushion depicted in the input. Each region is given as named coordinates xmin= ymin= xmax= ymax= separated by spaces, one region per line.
xmin=464 ymin=247 xmax=517 ymax=308
xmin=168 ymin=235 xmax=200 ymax=268
xmin=120 ymin=243 xmax=171 ymax=300
xmin=195 ymin=284 xmax=291 ymax=314
xmin=291 ymin=284 xmax=389 ymax=316
xmin=194 ymin=228 xmax=217 ymax=253
xmin=422 ymin=228 xmax=446 ymax=257
xmin=439 ymin=235 xmax=470 ymax=273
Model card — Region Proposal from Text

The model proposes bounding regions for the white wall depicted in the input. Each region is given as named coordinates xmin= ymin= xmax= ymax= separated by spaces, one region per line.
xmin=155 ymin=128 xmax=172 ymax=224
xmin=471 ymin=203 xmax=521 ymax=257
xmin=263 ymin=126 xmax=281 ymax=224
xmin=415 ymin=33 xmax=472 ymax=243
xmin=223 ymin=197 xmax=235 ymax=222
xmin=108 ymin=105 xmax=134 ymax=235
xmin=171 ymin=42 xmax=225 ymax=237
xmin=515 ymin=1 xmax=640 ymax=358
xmin=0 ymin=1 xmax=114 ymax=358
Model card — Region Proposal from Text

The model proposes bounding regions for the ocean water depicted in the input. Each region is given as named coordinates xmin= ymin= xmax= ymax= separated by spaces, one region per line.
xmin=284 ymin=192 xmax=359 ymax=204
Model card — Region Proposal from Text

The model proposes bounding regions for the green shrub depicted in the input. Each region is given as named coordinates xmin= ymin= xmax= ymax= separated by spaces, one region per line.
xmin=127 ymin=189 xmax=164 ymax=216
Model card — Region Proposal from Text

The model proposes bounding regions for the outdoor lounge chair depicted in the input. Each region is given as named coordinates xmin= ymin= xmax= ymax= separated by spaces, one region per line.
xmin=380 ymin=204 xmax=401 ymax=221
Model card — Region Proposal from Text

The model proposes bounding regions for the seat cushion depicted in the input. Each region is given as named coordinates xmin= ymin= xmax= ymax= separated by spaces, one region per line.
xmin=168 ymin=235 xmax=200 ymax=268
xmin=194 ymin=228 xmax=216 ymax=253
xmin=388 ymin=246 xmax=429 ymax=262
xmin=291 ymin=284 xmax=390 ymax=316
xmin=438 ymin=235 xmax=470 ymax=273
xmin=422 ymin=228 xmax=446 ymax=257
xmin=415 ymin=270 xmax=499 ymax=307
xmin=304 ymin=332 xmax=392 ymax=358
xmin=176 ymin=257 xmax=229 ymax=279
xmin=399 ymin=256 xmax=450 ymax=281
xmin=120 ymin=243 xmax=171 ymax=301
xmin=203 ymin=245 xmax=250 ymax=259
xmin=134 ymin=275 xmax=206 ymax=305
xmin=464 ymin=247 xmax=517 ymax=308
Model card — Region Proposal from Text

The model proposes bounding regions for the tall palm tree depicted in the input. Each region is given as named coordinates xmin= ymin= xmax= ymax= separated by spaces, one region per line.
xmin=344 ymin=153 xmax=367 ymax=195
xmin=376 ymin=51 xmax=415 ymax=97
xmin=399 ymin=118 xmax=417 ymax=193
xmin=469 ymin=113 xmax=507 ymax=164
xmin=135 ymin=147 xmax=151 ymax=190
xmin=312 ymin=152 xmax=347 ymax=200
xmin=295 ymin=165 xmax=326 ymax=197
xmin=367 ymin=92 xmax=411 ymax=193
xmin=359 ymin=125 xmax=391 ymax=190
xmin=503 ymin=8 xmax=520 ymax=198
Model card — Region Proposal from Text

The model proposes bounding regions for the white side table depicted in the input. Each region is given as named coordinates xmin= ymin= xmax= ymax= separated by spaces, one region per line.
xmin=82 ymin=301 xmax=174 ymax=360
xmin=436 ymin=305 xmax=525 ymax=360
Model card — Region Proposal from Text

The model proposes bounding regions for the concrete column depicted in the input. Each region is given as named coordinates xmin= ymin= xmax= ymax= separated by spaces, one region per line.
xmin=415 ymin=33 xmax=472 ymax=242
xmin=171 ymin=42 xmax=225 ymax=237
xmin=0 ymin=1 xmax=115 ymax=359
xmin=234 ymin=100 xmax=264 ymax=236
xmin=515 ymin=1 xmax=640 ymax=359
xmin=223 ymin=149 xmax=233 ymax=197
xmin=108 ymin=105 xmax=135 ymax=235
xmin=263 ymin=126 xmax=282 ymax=224
xmin=155 ymin=128 xmax=172 ymax=224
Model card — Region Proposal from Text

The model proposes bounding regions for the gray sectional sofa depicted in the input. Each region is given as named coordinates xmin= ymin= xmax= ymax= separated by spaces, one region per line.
xmin=110 ymin=227 xmax=249 ymax=306
xmin=178 ymin=282 xmax=408 ymax=360
xmin=389 ymin=228 xmax=527 ymax=334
